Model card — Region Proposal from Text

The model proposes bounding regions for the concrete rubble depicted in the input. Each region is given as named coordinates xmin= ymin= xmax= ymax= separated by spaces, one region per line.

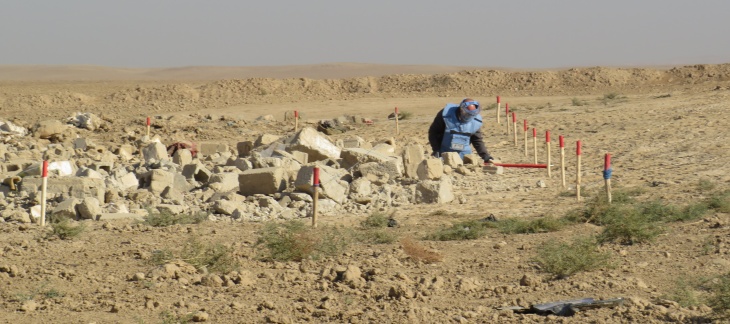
xmin=0 ymin=115 xmax=501 ymax=224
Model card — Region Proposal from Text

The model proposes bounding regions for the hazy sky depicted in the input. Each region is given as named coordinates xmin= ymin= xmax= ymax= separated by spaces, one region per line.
xmin=2 ymin=0 xmax=729 ymax=68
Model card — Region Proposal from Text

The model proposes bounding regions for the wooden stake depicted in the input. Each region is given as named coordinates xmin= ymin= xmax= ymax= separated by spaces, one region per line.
xmin=523 ymin=120 xmax=528 ymax=157
xmin=312 ymin=167 xmax=320 ymax=227
xmin=40 ymin=160 xmax=48 ymax=227
xmin=576 ymin=141 xmax=582 ymax=201
xmin=294 ymin=110 xmax=299 ymax=132
xmin=559 ymin=135 xmax=566 ymax=188
xmin=532 ymin=128 xmax=538 ymax=164
xmin=605 ymin=153 xmax=613 ymax=203
xmin=546 ymin=130 xmax=551 ymax=178
xmin=505 ymin=103 xmax=510 ymax=135
xmin=496 ymin=96 xmax=501 ymax=124
xmin=394 ymin=107 xmax=400 ymax=135
xmin=146 ymin=116 xmax=151 ymax=137
xmin=512 ymin=112 xmax=517 ymax=146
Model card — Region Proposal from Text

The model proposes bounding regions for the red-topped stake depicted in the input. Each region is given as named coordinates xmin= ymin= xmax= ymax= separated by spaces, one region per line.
xmin=312 ymin=167 xmax=320 ymax=227
xmin=496 ymin=96 xmax=501 ymax=124
xmin=523 ymin=119 xmax=528 ymax=157
xmin=546 ymin=130 xmax=552 ymax=177
xmin=146 ymin=116 xmax=151 ymax=137
xmin=512 ymin=112 xmax=517 ymax=146
xmin=40 ymin=160 xmax=49 ymax=227
xmin=394 ymin=107 xmax=400 ymax=135
xmin=559 ymin=135 xmax=566 ymax=188
xmin=532 ymin=127 xmax=538 ymax=163
xmin=604 ymin=153 xmax=613 ymax=203
xmin=576 ymin=141 xmax=582 ymax=200
xmin=294 ymin=110 xmax=300 ymax=132
xmin=505 ymin=103 xmax=510 ymax=134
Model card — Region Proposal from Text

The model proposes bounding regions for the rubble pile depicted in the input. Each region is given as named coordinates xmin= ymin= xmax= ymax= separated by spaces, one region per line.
xmin=0 ymin=113 xmax=496 ymax=225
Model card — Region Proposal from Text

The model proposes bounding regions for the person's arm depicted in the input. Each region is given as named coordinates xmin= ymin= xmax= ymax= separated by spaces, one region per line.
xmin=470 ymin=130 xmax=493 ymax=162
xmin=428 ymin=110 xmax=446 ymax=155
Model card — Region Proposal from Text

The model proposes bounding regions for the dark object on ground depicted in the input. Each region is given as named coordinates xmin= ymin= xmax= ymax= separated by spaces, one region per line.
xmin=167 ymin=141 xmax=198 ymax=157
xmin=480 ymin=214 xmax=497 ymax=222
xmin=387 ymin=218 xmax=399 ymax=228
xmin=500 ymin=298 xmax=625 ymax=316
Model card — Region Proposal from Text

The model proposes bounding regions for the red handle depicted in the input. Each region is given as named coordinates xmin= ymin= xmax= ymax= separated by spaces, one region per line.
xmin=577 ymin=141 xmax=582 ymax=155
xmin=492 ymin=163 xmax=547 ymax=169
xmin=313 ymin=167 xmax=320 ymax=186
xmin=42 ymin=160 xmax=49 ymax=178
xmin=146 ymin=117 xmax=151 ymax=126
xmin=523 ymin=119 xmax=527 ymax=131
xmin=559 ymin=135 xmax=564 ymax=148
xmin=497 ymin=96 xmax=501 ymax=103
xmin=546 ymin=130 xmax=551 ymax=143
xmin=604 ymin=153 xmax=611 ymax=170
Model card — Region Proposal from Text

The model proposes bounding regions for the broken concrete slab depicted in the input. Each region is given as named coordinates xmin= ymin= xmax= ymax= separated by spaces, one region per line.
xmin=417 ymin=158 xmax=444 ymax=180
xmin=416 ymin=177 xmax=454 ymax=204
xmin=288 ymin=127 xmax=341 ymax=162
xmin=238 ymin=167 xmax=288 ymax=196
xmin=294 ymin=165 xmax=349 ymax=204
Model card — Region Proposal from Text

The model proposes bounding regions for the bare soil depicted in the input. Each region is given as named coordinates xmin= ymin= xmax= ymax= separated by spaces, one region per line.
xmin=1 ymin=64 xmax=729 ymax=323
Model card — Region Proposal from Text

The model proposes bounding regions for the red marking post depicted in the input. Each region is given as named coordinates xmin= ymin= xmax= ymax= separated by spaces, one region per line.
xmin=42 ymin=160 xmax=49 ymax=178
xmin=604 ymin=153 xmax=611 ymax=170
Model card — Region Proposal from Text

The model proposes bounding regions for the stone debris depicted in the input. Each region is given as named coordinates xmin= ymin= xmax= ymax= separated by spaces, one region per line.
xmin=0 ymin=119 xmax=504 ymax=224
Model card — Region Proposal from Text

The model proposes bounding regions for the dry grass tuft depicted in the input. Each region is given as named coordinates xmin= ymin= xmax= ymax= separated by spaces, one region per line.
xmin=400 ymin=237 xmax=443 ymax=263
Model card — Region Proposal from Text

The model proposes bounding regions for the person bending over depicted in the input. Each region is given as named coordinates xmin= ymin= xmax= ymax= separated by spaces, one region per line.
xmin=428 ymin=98 xmax=494 ymax=164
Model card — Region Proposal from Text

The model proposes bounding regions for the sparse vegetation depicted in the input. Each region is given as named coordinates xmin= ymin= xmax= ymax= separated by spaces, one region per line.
xmin=13 ymin=283 xmax=65 ymax=302
xmin=150 ymin=237 xmax=239 ymax=274
xmin=397 ymin=111 xmax=413 ymax=120
xmin=425 ymin=219 xmax=495 ymax=241
xmin=361 ymin=212 xmax=389 ymax=228
xmin=159 ymin=310 xmax=194 ymax=324
xmin=597 ymin=205 xmax=664 ymax=244
xmin=533 ymin=236 xmax=613 ymax=279
xmin=47 ymin=218 xmax=86 ymax=240
xmin=357 ymin=229 xmax=397 ymax=244
xmin=571 ymin=97 xmax=587 ymax=106
xmin=498 ymin=217 xmax=567 ymax=234
xmin=400 ymin=237 xmax=442 ymax=263
xmin=707 ymin=190 xmax=730 ymax=213
xmin=143 ymin=211 xmax=206 ymax=227
xmin=708 ymin=273 xmax=730 ymax=319
xmin=600 ymin=92 xmax=627 ymax=105
xmin=255 ymin=220 xmax=351 ymax=261
xmin=697 ymin=178 xmax=717 ymax=192
xmin=662 ymin=276 xmax=701 ymax=308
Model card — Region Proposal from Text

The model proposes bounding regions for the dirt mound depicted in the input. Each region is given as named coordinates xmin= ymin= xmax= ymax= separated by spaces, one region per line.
xmin=106 ymin=84 xmax=200 ymax=103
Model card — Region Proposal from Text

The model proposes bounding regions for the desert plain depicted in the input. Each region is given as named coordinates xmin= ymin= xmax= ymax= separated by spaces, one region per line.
xmin=0 ymin=63 xmax=729 ymax=323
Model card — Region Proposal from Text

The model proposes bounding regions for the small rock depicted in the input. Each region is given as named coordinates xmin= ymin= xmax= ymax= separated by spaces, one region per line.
xmin=192 ymin=311 xmax=209 ymax=322
xmin=20 ymin=300 xmax=37 ymax=312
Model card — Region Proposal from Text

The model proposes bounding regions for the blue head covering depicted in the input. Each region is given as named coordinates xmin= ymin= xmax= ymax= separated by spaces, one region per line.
xmin=459 ymin=99 xmax=481 ymax=121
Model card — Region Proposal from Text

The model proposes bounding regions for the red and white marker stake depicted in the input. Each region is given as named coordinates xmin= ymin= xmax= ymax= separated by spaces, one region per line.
xmin=496 ymin=96 xmax=501 ymax=124
xmin=40 ymin=160 xmax=49 ymax=227
xmin=605 ymin=153 xmax=612 ymax=203
xmin=559 ymin=135 xmax=566 ymax=188
xmin=146 ymin=116 xmax=151 ymax=137
xmin=394 ymin=107 xmax=400 ymax=135
xmin=546 ymin=130 xmax=552 ymax=178
xmin=576 ymin=141 xmax=582 ymax=201
xmin=294 ymin=110 xmax=299 ymax=132
xmin=505 ymin=103 xmax=510 ymax=135
xmin=523 ymin=120 xmax=528 ymax=157
xmin=512 ymin=112 xmax=517 ymax=146
xmin=312 ymin=167 xmax=320 ymax=228
xmin=532 ymin=128 xmax=538 ymax=164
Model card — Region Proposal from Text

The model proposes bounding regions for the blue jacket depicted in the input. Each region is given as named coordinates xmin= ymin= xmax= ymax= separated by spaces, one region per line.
xmin=439 ymin=104 xmax=483 ymax=158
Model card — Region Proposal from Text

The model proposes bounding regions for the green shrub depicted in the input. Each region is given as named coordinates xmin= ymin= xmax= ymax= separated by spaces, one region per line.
xmin=47 ymin=218 xmax=86 ymax=240
xmin=662 ymin=276 xmax=701 ymax=308
xmin=361 ymin=212 xmax=389 ymax=228
xmin=571 ymin=98 xmax=586 ymax=106
xmin=498 ymin=217 xmax=567 ymax=234
xmin=150 ymin=237 xmax=239 ymax=274
xmin=357 ymin=229 xmax=397 ymax=244
xmin=425 ymin=220 xmax=495 ymax=241
xmin=144 ymin=211 xmax=206 ymax=227
xmin=697 ymin=178 xmax=717 ymax=192
xmin=708 ymin=190 xmax=730 ymax=213
xmin=597 ymin=206 xmax=664 ymax=244
xmin=708 ymin=273 xmax=730 ymax=319
xmin=533 ymin=236 xmax=613 ymax=279
xmin=397 ymin=111 xmax=413 ymax=120
xmin=255 ymin=220 xmax=351 ymax=261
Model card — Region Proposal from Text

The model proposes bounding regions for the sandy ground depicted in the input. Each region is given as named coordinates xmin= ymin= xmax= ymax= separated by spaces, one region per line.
xmin=0 ymin=64 xmax=729 ymax=323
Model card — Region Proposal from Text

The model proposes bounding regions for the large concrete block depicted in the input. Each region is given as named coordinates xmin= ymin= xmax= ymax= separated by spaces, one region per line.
xmin=289 ymin=127 xmax=341 ymax=162
xmin=52 ymin=198 xmax=80 ymax=220
xmin=340 ymin=147 xmax=394 ymax=170
xmin=416 ymin=177 xmax=454 ymax=204
xmin=402 ymin=145 xmax=425 ymax=179
xmin=142 ymin=142 xmax=169 ymax=163
xmin=358 ymin=158 xmax=403 ymax=183
xmin=442 ymin=152 xmax=464 ymax=168
xmin=417 ymin=158 xmax=444 ymax=180
xmin=254 ymin=134 xmax=281 ymax=147
xmin=208 ymin=172 xmax=239 ymax=192
xmin=199 ymin=142 xmax=229 ymax=156
xmin=77 ymin=197 xmax=102 ymax=220
xmin=173 ymin=149 xmax=193 ymax=166
xmin=182 ymin=163 xmax=212 ymax=182
xmin=236 ymin=141 xmax=253 ymax=157
xmin=148 ymin=169 xmax=175 ymax=194
xmin=238 ymin=167 xmax=288 ymax=196
xmin=294 ymin=165 xmax=349 ymax=204
xmin=22 ymin=177 xmax=105 ymax=202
